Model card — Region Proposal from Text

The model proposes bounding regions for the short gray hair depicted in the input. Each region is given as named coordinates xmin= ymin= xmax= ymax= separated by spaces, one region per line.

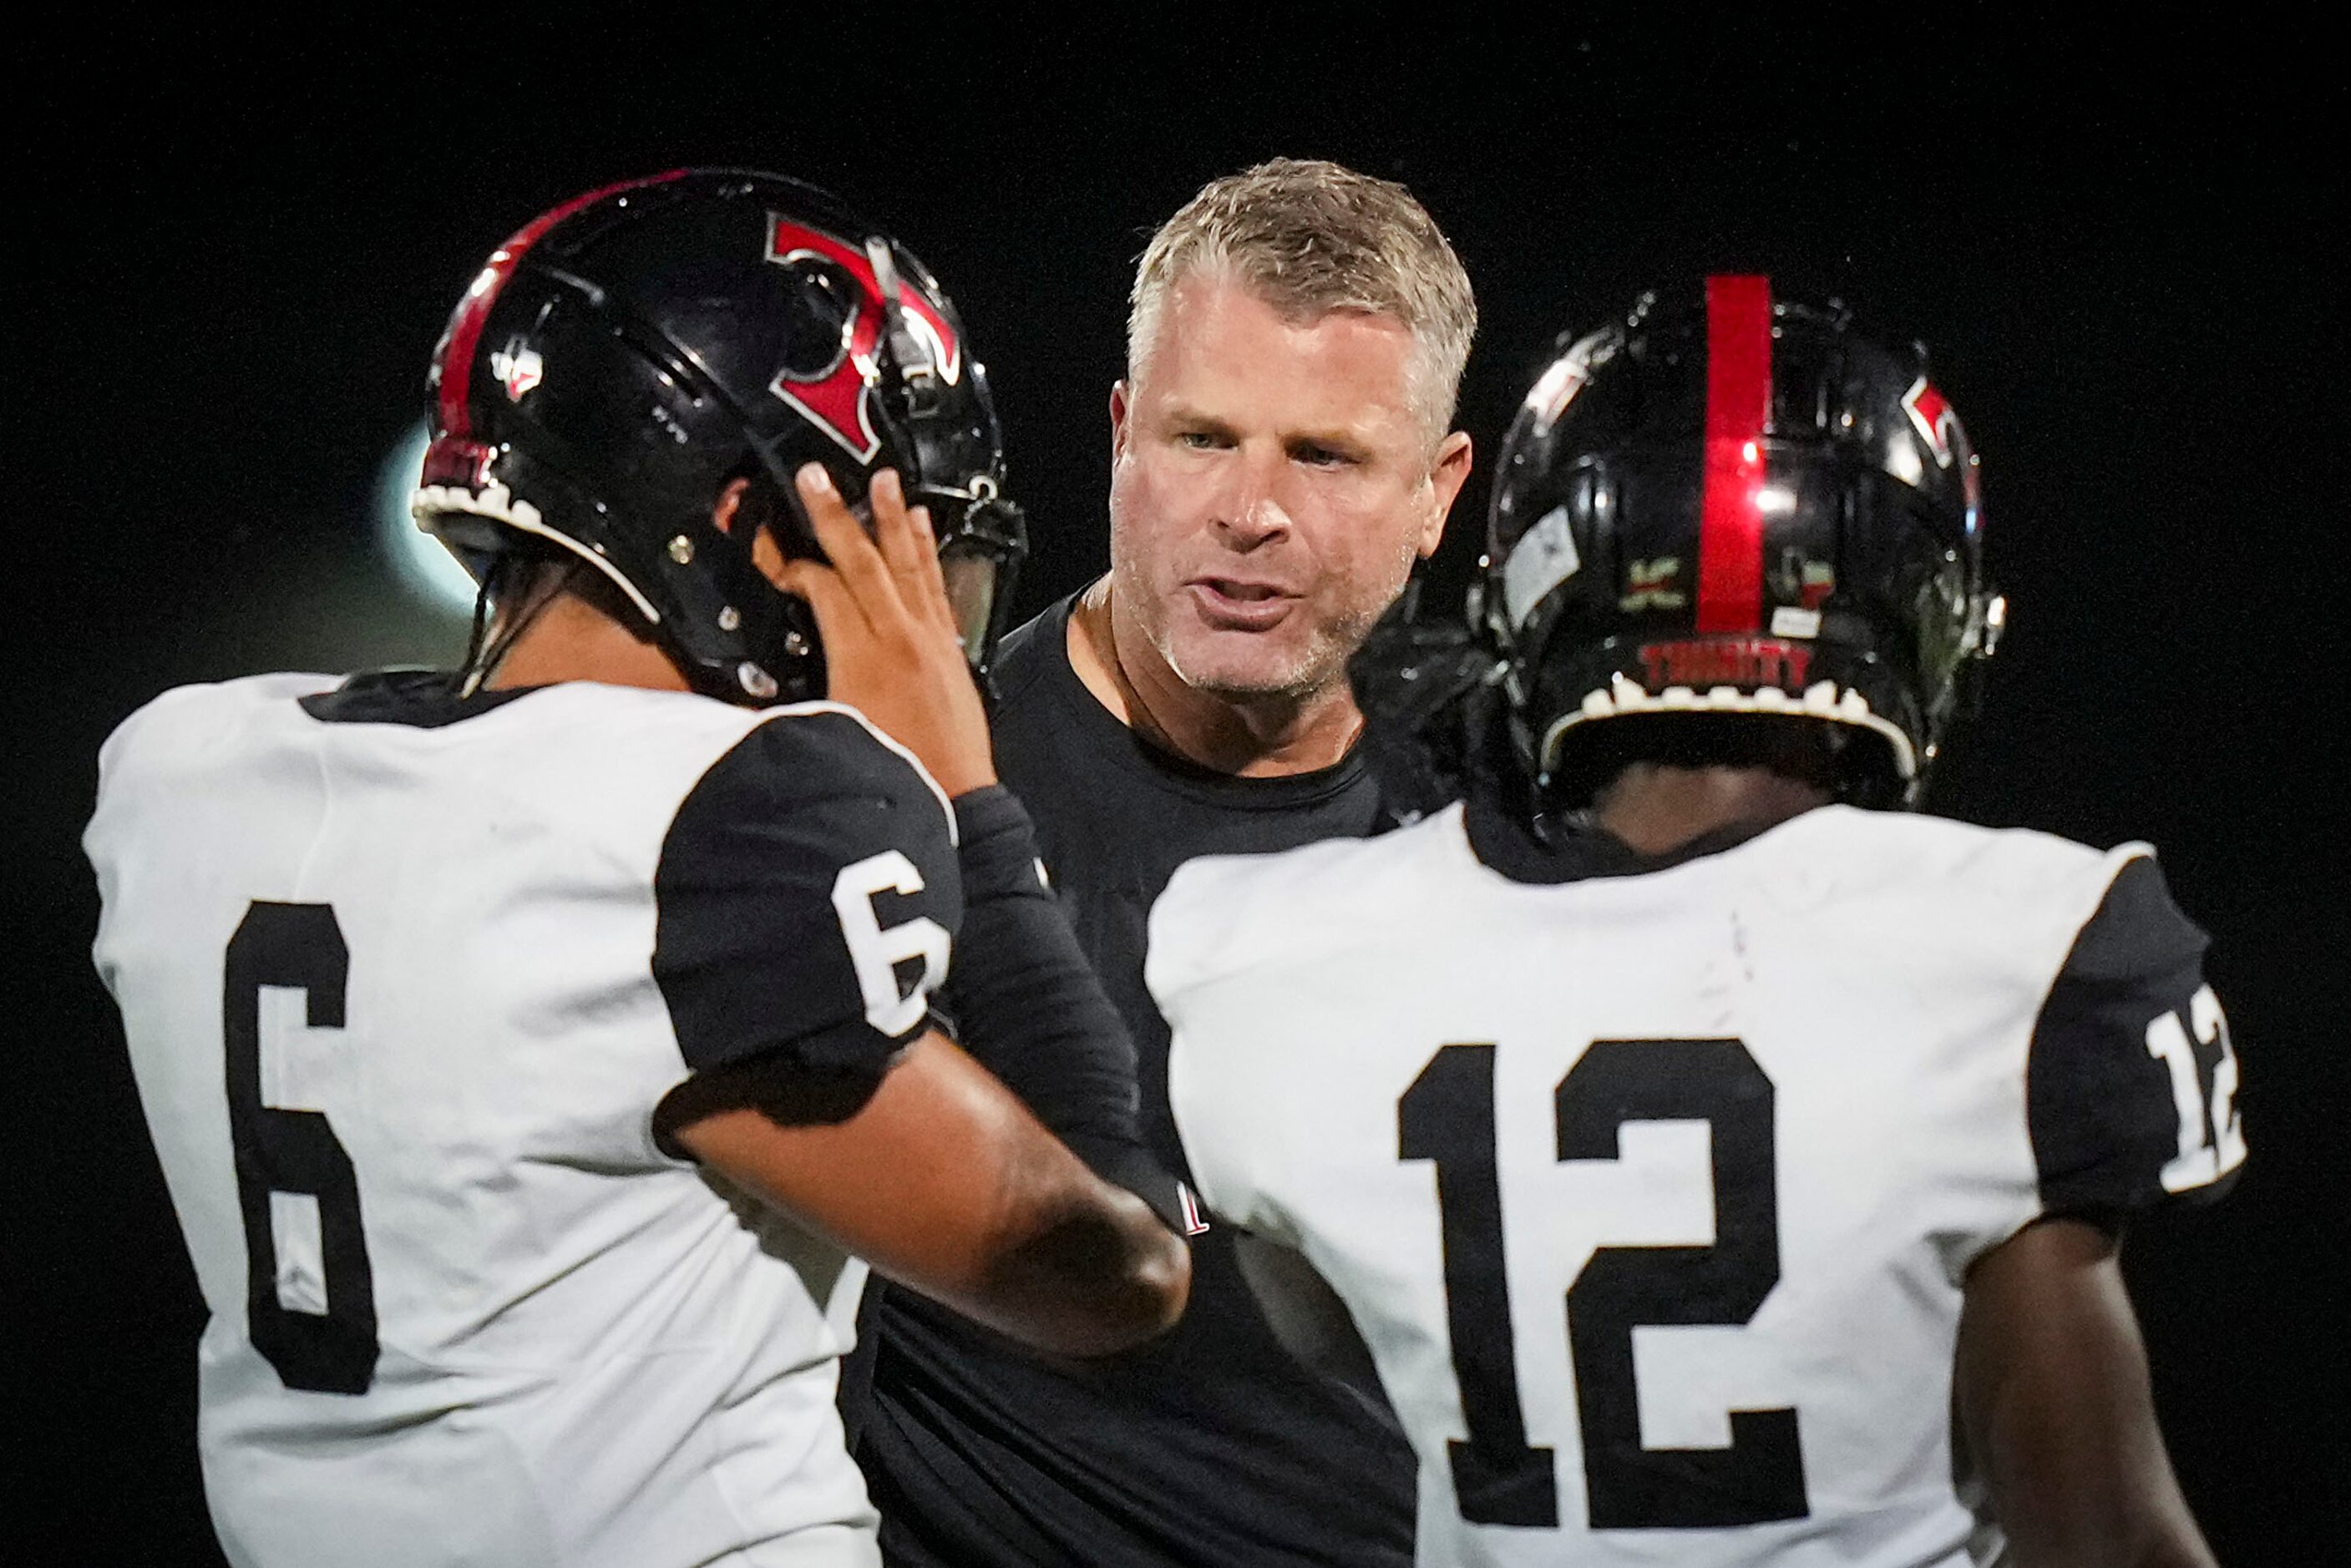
xmin=1127 ymin=158 xmax=1477 ymax=448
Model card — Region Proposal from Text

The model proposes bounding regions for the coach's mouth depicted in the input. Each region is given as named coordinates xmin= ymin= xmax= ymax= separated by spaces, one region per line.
xmin=1188 ymin=577 xmax=1297 ymax=630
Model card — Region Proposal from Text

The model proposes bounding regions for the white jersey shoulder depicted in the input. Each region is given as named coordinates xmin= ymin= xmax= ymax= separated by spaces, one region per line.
xmin=1158 ymin=803 xmax=2161 ymax=1568
xmin=89 ymin=674 xmax=920 ymax=1568
xmin=1155 ymin=803 xmax=2137 ymax=1009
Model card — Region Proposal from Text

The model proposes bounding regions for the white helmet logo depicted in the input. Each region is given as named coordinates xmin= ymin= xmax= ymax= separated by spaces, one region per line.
xmin=490 ymin=336 xmax=544 ymax=402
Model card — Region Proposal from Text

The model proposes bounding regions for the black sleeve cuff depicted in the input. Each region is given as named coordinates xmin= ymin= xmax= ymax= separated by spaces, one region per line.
xmin=952 ymin=785 xmax=1047 ymax=901
xmin=1065 ymin=1133 xmax=1207 ymax=1239
xmin=938 ymin=786 xmax=1147 ymax=1156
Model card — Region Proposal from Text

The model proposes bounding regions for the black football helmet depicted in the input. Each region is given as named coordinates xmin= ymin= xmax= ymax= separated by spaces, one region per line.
xmin=411 ymin=169 xmax=1026 ymax=704
xmin=1480 ymin=276 xmax=2003 ymax=808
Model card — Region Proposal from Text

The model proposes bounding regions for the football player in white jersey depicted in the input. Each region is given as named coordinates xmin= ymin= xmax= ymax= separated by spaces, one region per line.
xmin=86 ymin=171 xmax=1189 ymax=1568
xmin=1155 ymin=278 xmax=2235 ymax=1566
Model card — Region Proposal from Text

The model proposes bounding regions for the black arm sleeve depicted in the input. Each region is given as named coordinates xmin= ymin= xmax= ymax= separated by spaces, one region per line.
xmin=652 ymin=711 xmax=961 ymax=1081
xmin=2028 ymin=854 xmax=2244 ymax=1223
xmin=939 ymin=786 xmax=1193 ymax=1232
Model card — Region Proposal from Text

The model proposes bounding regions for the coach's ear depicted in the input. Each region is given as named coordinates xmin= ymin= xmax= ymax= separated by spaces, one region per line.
xmin=1109 ymin=381 xmax=1133 ymax=464
xmin=1422 ymin=430 xmax=1473 ymax=558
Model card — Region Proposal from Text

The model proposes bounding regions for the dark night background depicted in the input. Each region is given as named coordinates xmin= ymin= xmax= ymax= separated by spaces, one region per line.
xmin=16 ymin=18 xmax=2341 ymax=1563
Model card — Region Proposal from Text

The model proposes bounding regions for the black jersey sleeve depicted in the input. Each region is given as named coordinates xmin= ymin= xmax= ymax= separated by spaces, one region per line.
xmin=652 ymin=709 xmax=960 ymax=1080
xmin=2028 ymin=854 xmax=2245 ymax=1223
xmin=937 ymin=786 xmax=1196 ymax=1235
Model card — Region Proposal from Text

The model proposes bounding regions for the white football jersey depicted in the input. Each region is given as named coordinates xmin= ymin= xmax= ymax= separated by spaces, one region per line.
xmin=88 ymin=670 xmax=965 ymax=1568
xmin=1157 ymin=800 xmax=2241 ymax=1568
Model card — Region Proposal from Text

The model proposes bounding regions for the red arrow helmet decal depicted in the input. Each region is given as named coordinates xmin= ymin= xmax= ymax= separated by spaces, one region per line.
xmin=763 ymin=215 xmax=963 ymax=463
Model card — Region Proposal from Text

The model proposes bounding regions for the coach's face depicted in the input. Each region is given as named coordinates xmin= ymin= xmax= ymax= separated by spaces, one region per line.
xmin=1107 ymin=275 xmax=1471 ymax=702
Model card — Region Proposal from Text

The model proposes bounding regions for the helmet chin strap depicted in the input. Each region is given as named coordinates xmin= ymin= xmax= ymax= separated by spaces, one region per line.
xmin=454 ymin=563 xmax=500 ymax=697
xmin=454 ymin=555 xmax=588 ymax=697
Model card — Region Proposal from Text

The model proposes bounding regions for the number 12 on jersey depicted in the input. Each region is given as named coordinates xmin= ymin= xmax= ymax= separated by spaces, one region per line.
xmin=1399 ymin=1038 xmax=1808 ymax=1531
xmin=2145 ymin=985 xmax=2246 ymax=1194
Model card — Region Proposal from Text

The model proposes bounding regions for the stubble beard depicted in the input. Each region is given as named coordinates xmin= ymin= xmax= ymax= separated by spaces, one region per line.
xmin=1107 ymin=479 xmax=1429 ymax=710
xmin=1122 ymin=554 xmax=1416 ymax=709
xmin=1165 ymin=623 xmax=1340 ymax=705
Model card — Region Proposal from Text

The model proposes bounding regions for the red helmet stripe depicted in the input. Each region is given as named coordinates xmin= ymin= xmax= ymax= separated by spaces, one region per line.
xmin=1696 ymin=274 xmax=1774 ymax=634
xmin=435 ymin=169 xmax=691 ymax=439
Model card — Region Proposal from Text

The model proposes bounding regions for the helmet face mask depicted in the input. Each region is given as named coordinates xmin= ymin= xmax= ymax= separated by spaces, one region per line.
xmin=1482 ymin=276 xmax=2001 ymax=811
xmin=412 ymin=169 xmax=1026 ymax=706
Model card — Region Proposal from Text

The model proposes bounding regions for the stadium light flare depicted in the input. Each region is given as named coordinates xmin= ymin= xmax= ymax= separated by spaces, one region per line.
xmin=376 ymin=421 xmax=478 ymax=614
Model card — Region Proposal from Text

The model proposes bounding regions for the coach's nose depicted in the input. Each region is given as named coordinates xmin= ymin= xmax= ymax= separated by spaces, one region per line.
xmin=1212 ymin=445 xmax=1295 ymax=553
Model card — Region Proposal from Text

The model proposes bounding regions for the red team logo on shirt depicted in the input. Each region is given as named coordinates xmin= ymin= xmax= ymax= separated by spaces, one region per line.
xmin=763 ymin=216 xmax=963 ymax=463
xmin=1177 ymin=1182 xmax=1211 ymax=1237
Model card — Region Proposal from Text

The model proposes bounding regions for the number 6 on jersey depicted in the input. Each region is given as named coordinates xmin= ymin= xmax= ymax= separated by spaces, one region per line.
xmin=833 ymin=850 xmax=951 ymax=1037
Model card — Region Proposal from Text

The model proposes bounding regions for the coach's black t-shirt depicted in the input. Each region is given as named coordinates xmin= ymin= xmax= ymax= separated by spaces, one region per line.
xmin=851 ymin=596 xmax=1417 ymax=1566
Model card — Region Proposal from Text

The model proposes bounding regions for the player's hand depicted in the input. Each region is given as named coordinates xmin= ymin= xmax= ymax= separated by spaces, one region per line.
xmin=778 ymin=463 xmax=998 ymax=797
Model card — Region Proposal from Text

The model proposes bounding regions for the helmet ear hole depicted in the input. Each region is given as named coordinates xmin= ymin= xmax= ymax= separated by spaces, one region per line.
xmin=727 ymin=469 xmax=823 ymax=565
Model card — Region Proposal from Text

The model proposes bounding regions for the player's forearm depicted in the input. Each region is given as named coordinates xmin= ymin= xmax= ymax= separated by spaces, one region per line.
xmin=1958 ymin=1219 xmax=2217 ymax=1568
xmin=900 ymin=1061 xmax=1189 ymax=1358
xmin=1998 ymin=1511 xmax=2216 ymax=1568
xmin=672 ymin=1034 xmax=1186 ymax=1356
xmin=955 ymin=1176 xmax=1192 ymax=1358
xmin=1975 ymin=1435 xmax=2215 ymax=1568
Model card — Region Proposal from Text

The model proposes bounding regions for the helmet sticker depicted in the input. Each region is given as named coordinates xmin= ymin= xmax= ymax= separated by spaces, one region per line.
xmin=1619 ymin=558 xmax=1687 ymax=612
xmin=1900 ymin=376 xmax=1963 ymax=468
xmin=1768 ymin=550 xmax=1837 ymax=610
xmin=489 ymin=336 xmax=543 ymax=402
xmin=1501 ymin=503 xmax=1581 ymax=629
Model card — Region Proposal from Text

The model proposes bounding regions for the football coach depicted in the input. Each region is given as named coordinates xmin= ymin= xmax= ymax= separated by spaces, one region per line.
xmin=850 ymin=157 xmax=1477 ymax=1567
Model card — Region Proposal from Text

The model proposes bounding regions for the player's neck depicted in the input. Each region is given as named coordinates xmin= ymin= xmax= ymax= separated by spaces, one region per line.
xmin=1590 ymin=764 xmax=1832 ymax=857
xmin=1067 ymin=579 xmax=1363 ymax=778
xmin=483 ymin=593 xmax=692 ymax=695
